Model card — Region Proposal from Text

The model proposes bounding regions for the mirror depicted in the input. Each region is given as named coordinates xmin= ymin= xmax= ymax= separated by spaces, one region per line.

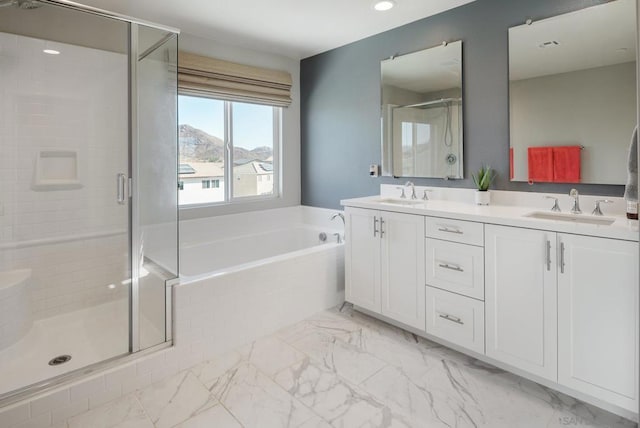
xmin=509 ymin=0 xmax=636 ymax=185
xmin=381 ymin=40 xmax=463 ymax=179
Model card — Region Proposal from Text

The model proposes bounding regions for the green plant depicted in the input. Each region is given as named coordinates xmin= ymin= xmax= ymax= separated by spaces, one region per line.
xmin=472 ymin=165 xmax=495 ymax=191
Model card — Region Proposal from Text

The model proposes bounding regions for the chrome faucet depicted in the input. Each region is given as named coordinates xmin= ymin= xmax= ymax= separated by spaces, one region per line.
xmin=330 ymin=212 xmax=345 ymax=226
xmin=544 ymin=196 xmax=561 ymax=212
xmin=569 ymin=189 xmax=582 ymax=214
xmin=592 ymin=199 xmax=613 ymax=216
xmin=405 ymin=181 xmax=417 ymax=200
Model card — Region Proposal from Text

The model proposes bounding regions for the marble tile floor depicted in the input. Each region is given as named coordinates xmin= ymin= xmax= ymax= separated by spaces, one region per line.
xmin=66 ymin=304 xmax=637 ymax=428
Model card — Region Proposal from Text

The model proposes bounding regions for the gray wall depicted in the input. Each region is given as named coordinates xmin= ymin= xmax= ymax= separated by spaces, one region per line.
xmin=300 ymin=0 xmax=622 ymax=210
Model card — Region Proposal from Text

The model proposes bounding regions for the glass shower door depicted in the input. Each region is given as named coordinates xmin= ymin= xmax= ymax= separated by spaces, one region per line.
xmin=0 ymin=3 xmax=132 ymax=397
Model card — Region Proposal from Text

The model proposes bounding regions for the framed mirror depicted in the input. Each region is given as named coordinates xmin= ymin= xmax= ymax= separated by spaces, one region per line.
xmin=381 ymin=40 xmax=463 ymax=179
xmin=509 ymin=0 xmax=636 ymax=185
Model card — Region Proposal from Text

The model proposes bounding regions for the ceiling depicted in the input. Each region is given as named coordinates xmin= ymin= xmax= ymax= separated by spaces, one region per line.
xmin=75 ymin=0 xmax=475 ymax=59
xmin=509 ymin=0 xmax=636 ymax=81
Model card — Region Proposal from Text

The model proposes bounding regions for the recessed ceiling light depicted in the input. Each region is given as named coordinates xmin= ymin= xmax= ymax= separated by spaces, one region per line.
xmin=43 ymin=49 xmax=60 ymax=55
xmin=374 ymin=0 xmax=395 ymax=11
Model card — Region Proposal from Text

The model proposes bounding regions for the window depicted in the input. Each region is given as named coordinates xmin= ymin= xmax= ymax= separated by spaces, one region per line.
xmin=178 ymin=95 xmax=280 ymax=206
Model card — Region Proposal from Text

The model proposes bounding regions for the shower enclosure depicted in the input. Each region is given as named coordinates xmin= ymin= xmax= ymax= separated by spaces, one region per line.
xmin=0 ymin=0 xmax=178 ymax=402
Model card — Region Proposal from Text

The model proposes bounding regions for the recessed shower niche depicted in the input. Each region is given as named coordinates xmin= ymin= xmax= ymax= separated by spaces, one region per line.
xmin=31 ymin=149 xmax=82 ymax=190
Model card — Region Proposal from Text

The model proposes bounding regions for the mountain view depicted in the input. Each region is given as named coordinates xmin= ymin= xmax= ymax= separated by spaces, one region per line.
xmin=179 ymin=124 xmax=272 ymax=162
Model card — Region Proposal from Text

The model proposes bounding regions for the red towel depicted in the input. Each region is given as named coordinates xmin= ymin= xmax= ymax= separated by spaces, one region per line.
xmin=510 ymin=147 xmax=514 ymax=180
xmin=528 ymin=147 xmax=554 ymax=182
xmin=553 ymin=146 xmax=581 ymax=183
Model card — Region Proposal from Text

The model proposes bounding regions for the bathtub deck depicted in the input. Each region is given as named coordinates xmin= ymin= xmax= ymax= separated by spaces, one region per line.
xmin=67 ymin=304 xmax=635 ymax=428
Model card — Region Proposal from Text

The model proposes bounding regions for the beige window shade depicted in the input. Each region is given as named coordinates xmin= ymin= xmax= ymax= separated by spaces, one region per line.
xmin=178 ymin=51 xmax=292 ymax=107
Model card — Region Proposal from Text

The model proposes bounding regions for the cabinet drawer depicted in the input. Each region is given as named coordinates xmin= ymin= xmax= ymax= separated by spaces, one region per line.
xmin=426 ymin=238 xmax=484 ymax=300
xmin=425 ymin=286 xmax=485 ymax=354
xmin=426 ymin=217 xmax=483 ymax=246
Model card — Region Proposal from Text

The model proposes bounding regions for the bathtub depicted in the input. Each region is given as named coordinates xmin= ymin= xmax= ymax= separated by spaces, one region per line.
xmin=174 ymin=206 xmax=345 ymax=357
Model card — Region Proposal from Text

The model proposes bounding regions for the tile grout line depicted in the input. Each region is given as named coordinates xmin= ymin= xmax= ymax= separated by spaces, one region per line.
xmin=246 ymin=361 xmax=333 ymax=427
xmin=132 ymin=392 xmax=155 ymax=427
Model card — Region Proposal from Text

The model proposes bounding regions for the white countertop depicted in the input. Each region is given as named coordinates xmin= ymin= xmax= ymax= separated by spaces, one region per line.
xmin=341 ymin=195 xmax=639 ymax=242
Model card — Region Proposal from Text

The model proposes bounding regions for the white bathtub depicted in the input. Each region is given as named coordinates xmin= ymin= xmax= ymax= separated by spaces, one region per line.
xmin=174 ymin=206 xmax=345 ymax=357
xmin=180 ymin=226 xmax=341 ymax=278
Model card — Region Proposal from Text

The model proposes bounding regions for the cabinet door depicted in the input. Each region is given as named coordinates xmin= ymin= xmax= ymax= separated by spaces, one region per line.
xmin=485 ymin=225 xmax=557 ymax=380
xmin=558 ymin=234 xmax=638 ymax=412
xmin=345 ymin=207 xmax=381 ymax=313
xmin=380 ymin=211 xmax=425 ymax=330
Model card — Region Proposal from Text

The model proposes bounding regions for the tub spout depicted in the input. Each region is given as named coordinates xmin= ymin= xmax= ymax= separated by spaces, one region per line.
xmin=330 ymin=212 xmax=345 ymax=226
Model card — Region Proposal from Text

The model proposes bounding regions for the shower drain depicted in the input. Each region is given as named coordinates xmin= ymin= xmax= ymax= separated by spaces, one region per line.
xmin=48 ymin=355 xmax=72 ymax=366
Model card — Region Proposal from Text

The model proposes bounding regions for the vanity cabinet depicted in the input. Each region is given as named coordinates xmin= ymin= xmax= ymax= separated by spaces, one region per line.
xmin=425 ymin=216 xmax=486 ymax=353
xmin=345 ymin=207 xmax=426 ymax=329
xmin=485 ymin=225 xmax=558 ymax=381
xmin=557 ymin=234 xmax=638 ymax=411
xmin=343 ymin=195 xmax=639 ymax=418
xmin=345 ymin=207 xmax=381 ymax=313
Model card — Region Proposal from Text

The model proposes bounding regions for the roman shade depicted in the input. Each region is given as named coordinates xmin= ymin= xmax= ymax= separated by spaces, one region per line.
xmin=178 ymin=51 xmax=292 ymax=107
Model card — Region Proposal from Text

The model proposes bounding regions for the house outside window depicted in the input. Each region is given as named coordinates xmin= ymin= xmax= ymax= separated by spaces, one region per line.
xmin=178 ymin=95 xmax=280 ymax=206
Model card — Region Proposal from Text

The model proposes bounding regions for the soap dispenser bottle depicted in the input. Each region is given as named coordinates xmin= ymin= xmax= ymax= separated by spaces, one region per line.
xmin=627 ymin=200 xmax=638 ymax=220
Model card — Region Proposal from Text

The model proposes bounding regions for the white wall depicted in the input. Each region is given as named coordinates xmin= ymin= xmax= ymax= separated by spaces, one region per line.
xmin=177 ymin=33 xmax=301 ymax=220
xmin=0 ymin=32 xmax=129 ymax=319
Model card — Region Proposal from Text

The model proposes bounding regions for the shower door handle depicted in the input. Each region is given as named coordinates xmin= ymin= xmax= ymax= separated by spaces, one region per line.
xmin=117 ymin=173 xmax=127 ymax=205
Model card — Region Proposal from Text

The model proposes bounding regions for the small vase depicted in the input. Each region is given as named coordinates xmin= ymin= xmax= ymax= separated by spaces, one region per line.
xmin=475 ymin=190 xmax=490 ymax=205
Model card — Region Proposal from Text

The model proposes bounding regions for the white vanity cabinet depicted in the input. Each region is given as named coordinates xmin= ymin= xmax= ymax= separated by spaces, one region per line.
xmin=342 ymin=194 xmax=639 ymax=419
xmin=557 ymin=234 xmax=638 ymax=412
xmin=425 ymin=217 xmax=486 ymax=353
xmin=345 ymin=207 xmax=381 ymax=313
xmin=485 ymin=225 xmax=638 ymax=412
xmin=485 ymin=225 xmax=558 ymax=381
xmin=345 ymin=207 xmax=426 ymax=329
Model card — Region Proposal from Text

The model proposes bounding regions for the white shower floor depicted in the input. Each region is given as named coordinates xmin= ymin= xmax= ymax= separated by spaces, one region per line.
xmin=0 ymin=299 xmax=130 ymax=397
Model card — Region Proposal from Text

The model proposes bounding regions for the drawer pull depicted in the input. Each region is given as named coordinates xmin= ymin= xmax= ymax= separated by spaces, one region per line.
xmin=437 ymin=227 xmax=463 ymax=235
xmin=438 ymin=263 xmax=464 ymax=272
xmin=439 ymin=313 xmax=464 ymax=325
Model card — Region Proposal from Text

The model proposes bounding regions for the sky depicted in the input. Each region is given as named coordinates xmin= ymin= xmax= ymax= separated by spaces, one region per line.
xmin=178 ymin=95 xmax=274 ymax=150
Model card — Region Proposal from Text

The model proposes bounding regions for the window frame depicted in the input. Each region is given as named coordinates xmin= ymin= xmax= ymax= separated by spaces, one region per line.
xmin=178 ymin=93 xmax=282 ymax=208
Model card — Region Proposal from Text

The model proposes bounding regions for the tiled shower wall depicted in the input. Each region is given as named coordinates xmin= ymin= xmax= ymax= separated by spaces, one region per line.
xmin=0 ymin=32 xmax=129 ymax=319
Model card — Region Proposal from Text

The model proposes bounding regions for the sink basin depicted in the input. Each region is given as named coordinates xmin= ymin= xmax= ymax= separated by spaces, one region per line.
xmin=524 ymin=211 xmax=615 ymax=226
xmin=378 ymin=198 xmax=425 ymax=207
